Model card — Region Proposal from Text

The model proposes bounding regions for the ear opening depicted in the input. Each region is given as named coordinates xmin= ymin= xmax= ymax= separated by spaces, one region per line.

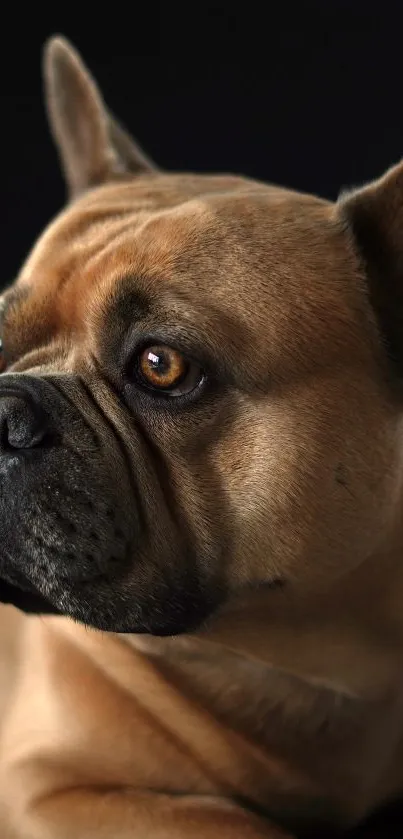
xmin=338 ymin=161 xmax=403 ymax=379
xmin=43 ymin=35 xmax=157 ymax=199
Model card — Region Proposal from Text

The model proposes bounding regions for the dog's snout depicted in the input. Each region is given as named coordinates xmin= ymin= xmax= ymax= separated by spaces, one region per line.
xmin=0 ymin=390 xmax=49 ymax=451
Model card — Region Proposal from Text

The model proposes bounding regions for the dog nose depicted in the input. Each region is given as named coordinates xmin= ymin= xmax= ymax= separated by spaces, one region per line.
xmin=0 ymin=391 xmax=49 ymax=451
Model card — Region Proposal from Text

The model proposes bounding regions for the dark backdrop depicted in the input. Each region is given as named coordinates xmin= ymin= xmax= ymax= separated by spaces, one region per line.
xmin=2 ymin=4 xmax=403 ymax=836
xmin=2 ymin=3 xmax=403 ymax=285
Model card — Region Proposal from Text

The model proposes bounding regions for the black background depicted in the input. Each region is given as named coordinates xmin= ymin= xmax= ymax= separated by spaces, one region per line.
xmin=3 ymin=3 xmax=403 ymax=285
xmin=2 ymin=4 xmax=403 ymax=836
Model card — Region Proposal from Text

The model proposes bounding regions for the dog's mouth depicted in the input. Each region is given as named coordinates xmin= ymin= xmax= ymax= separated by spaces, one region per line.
xmin=0 ymin=573 xmax=60 ymax=616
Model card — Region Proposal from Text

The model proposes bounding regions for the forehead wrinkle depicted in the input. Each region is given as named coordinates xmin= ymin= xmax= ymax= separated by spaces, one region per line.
xmin=14 ymin=215 xmax=158 ymax=344
xmin=20 ymin=185 xmax=216 ymax=288
xmin=70 ymin=200 xmax=216 ymax=312
xmin=20 ymin=213 xmax=139 ymax=291
xmin=18 ymin=198 xmax=212 ymax=312
xmin=74 ymin=201 xmax=240 ymax=352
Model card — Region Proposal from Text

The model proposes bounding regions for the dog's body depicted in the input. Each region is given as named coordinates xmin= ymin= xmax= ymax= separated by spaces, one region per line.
xmin=2 ymin=37 xmax=403 ymax=837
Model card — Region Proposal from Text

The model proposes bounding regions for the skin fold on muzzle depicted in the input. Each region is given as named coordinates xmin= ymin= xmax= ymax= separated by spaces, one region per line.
xmin=0 ymin=371 xmax=224 ymax=634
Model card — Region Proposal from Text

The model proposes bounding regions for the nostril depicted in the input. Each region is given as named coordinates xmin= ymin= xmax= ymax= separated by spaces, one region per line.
xmin=0 ymin=414 xmax=11 ymax=450
xmin=0 ymin=393 xmax=50 ymax=451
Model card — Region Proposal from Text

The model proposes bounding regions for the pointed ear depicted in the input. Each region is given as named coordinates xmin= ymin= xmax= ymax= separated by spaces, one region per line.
xmin=339 ymin=161 xmax=403 ymax=376
xmin=43 ymin=36 xmax=156 ymax=199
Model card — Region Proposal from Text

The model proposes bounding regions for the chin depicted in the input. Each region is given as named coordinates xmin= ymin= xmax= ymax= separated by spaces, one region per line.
xmin=54 ymin=579 xmax=222 ymax=636
xmin=0 ymin=571 xmax=223 ymax=637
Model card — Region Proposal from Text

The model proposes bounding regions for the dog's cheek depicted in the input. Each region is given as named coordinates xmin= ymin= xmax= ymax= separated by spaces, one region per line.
xmin=210 ymin=380 xmax=400 ymax=592
xmin=281 ymin=381 xmax=401 ymax=588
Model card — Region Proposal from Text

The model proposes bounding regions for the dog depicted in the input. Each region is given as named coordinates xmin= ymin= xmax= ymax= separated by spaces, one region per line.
xmin=1 ymin=34 xmax=403 ymax=839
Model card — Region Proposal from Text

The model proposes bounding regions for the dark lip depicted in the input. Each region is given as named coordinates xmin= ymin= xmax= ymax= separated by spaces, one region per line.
xmin=0 ymin=577 xmax=60 ymax=615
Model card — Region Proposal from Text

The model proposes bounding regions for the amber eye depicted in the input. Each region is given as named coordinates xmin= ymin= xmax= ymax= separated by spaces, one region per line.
xmin=134 ymin=344 xmax=204 ymax=396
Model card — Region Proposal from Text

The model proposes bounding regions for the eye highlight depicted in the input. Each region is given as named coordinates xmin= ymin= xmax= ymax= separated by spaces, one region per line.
xmin=130 ymin=344 xmax=204 ymax=396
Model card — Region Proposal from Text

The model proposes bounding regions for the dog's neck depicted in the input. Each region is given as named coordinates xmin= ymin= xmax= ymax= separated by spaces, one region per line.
xmin=197 ymin=544 xmax=403 ymax=699
xmin=129 ymin=539 xmax=403 ymax=702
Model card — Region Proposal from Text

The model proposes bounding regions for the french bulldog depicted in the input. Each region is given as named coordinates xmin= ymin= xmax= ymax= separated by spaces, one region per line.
xmin=1 ymin=35 xmax=403 ymax=839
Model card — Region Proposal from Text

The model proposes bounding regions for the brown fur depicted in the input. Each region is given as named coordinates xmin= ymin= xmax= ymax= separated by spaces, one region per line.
xmin=1 ymin=36 xmax=403 ymax=837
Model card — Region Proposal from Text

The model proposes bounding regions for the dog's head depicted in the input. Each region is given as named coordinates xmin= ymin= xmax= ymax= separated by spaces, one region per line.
xmin=1 ymin=37 xmax=403 ymax=635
